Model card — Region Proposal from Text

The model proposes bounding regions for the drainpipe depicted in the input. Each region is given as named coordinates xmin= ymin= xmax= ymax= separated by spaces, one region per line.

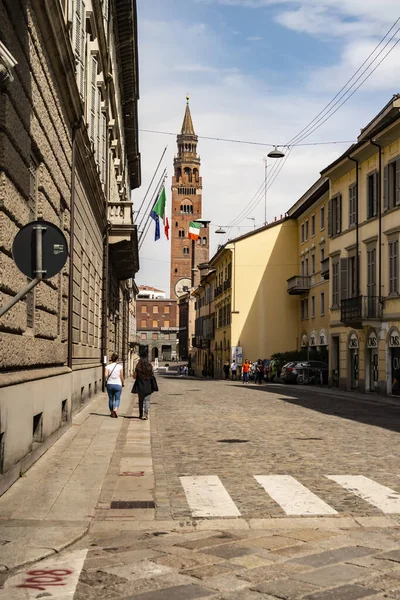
xmin=370 ymin=140 xmax=382 ymax=306
xmin=348 ymin=156 xmax=360 ymax=297
xmin=68 ymin=120 xmax=82 ymax=369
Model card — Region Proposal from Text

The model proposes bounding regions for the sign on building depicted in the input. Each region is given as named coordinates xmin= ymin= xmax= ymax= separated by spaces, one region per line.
xmin=232 ymin=346 xmax=243 ymax=365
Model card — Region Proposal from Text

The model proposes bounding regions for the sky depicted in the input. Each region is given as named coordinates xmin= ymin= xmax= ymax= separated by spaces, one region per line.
xmin=134 ymin=0 xmax=400 ymax=294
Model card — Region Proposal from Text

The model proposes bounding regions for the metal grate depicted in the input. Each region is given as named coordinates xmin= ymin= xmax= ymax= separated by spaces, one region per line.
xmin=110 ymin=500 xmax=155 ymax=509
xmin=217 ymin=439 xmax=249 ymax=444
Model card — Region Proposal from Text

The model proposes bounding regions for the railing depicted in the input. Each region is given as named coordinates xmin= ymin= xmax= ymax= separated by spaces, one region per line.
xmin=214 ymin=285 xmax=223 ymax=299
xmin=320 ymin=258 xmax=329 ymax=280
xmin=107 ymin=201 xmax=132 ymax=225
xmin=287 ymin=275 xmax=311 ymax=294
xmin=341 ymin=296 xmax=383 ymax=323
xmin=223 ymin=279 xmax=231 ymax=291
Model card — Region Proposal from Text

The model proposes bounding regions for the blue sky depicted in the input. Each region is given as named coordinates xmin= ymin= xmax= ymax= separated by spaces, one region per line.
xmin=135 ymin=0 xmax=400 ymax=293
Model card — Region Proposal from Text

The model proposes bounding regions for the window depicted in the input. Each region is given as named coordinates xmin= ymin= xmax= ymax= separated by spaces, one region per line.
xmin=152 ymin=319 xmax=158 ymax=327
xmin=301 ymin=259 xmax=305 ymax=276
xmin=180 ymin=200 xmax=193 ymax=214
xmin=389 ymin=239 xmax=399 ymax=295
xmin=328 ymin=194 xmax=342 ymax=237
xmin=320 ymin=206 xmax=325 ymax=230
xmin=384 ymin=158 xmax=400 ymax=210
xmin=349 ymin=255 xmax=357 ymax=298
xmin=183 ymin=247 xmax=189 ymax=255
xmin=178 ymin=229 xmax=185 ymax=238
xmin=141 ymin=305 xmax=147 ymax=313
xmin=141 ymin=319 xmax=146 ymax=327
xmin=367 ymin=248 xmax=377 ymax=297
xmin=164 ymin=320 xmax=170 ymax=328
xmin=301 ymin=298 xmax=308 ymax=320
xmin=152 ymin=333 xmax=158 ymax=340
xmin=72 ymin=0 xmax=86 ymax=99
xmin=311 ymin=254 xmax=315 ymax=275
xmin=305 ymin=220 xmax=309 ymax=241
xmin=164 ymin=334 xmax=170 ymax=340
xmin=141 ymin=332 xmax=147 ymax=340
xmin=320 ymin=246 xmax=325 ymax=262
xmin=311 ymin=295 xmax=315 ymax=318
xmin=311 ymin=215 xmax=315 ymax=236
xmin=153 ymin=306 xmax=158 ymax=313
xmin=305 ymin=257 xmax=309 ymax=276
xmin=367 ymin=172 xmax=378 ymax=219
xmin=320 ymin=292 xmax=325 ymax=315
xmin=349 ymin=184 xmax=356 ymax=227
xmin=332 ymin=260 xmax=339 ymax=306
xmin=202 ymin=236 xmax=207 ymax=245
xmin=301 ymin=223 xmax=305 ymax=243
xmin=174 ymin=268 xmax=178 ymax=273
xmin=164 ymin=306 xmax=170 ymax=314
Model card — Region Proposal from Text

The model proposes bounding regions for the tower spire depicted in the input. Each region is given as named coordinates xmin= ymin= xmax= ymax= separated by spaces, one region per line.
xmin=181 ymin=95 xmax=195 ymax=136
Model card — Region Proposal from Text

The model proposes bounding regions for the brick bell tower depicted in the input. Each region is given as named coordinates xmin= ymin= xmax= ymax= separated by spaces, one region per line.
xmin=170 ymin=97 xmax=209 ymax=299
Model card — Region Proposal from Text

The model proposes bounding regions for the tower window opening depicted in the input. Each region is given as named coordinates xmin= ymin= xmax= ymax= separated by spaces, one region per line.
xmin=184 ymin=167 xmax=192 ymax=183
xmin=183 ymin=247 xmax=189 ymax=255
xmin=178 ymin=228 xmax=185 ymax=238
xmin=202 ymin=236 xmax=207 ymax=245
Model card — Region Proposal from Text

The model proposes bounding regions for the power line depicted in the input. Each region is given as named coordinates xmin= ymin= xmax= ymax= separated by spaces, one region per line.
xmin=288 ymin=17 xmax=400 ymax=146
xmin=139 ymin=129 xmax=354 ymax=149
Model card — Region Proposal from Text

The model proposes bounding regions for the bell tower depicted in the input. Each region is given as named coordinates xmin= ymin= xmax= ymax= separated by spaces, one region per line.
xmin=170 ymin=97 xmax=209 ymax=299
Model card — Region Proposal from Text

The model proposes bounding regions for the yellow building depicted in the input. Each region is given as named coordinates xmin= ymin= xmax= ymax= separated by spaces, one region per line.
xmin=286 ymin=178 xmax=330 ymax=355
xmin=321 ymin=95 xmax=400 ymax=394
xmin=196 ymin=219 xmax=300 ymax=377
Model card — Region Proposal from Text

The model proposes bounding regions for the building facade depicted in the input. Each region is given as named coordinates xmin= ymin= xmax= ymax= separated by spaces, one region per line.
xmin=322 ymin=96 xmax=400 ymax=394
xmin=136 ymin=297 xmax=178 ymax=362
xmin=287 ymin=178 xmax=330 ymax=357
xmin=0 ymin=0 xmax=140 ymax=493
xmin=192 ymin=265 xmax=216 ymax=375
xmin=170 ymin=98 xmax=209 ymax=299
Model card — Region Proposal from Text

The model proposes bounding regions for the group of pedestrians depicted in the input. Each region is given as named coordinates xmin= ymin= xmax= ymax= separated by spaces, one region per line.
xmin=223 ymin=358 xmax=278 ymax=384
xmin=105 ymin=351 xmax=158 ymax=420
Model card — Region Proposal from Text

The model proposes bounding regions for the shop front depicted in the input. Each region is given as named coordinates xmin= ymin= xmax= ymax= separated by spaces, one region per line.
xmin=365 ymin=329 xmax=379 ymax=393
xmin=388 ymin=327 xmax=400 ymax=395
xmin=348 ymin=332 xmax=359 ymax=390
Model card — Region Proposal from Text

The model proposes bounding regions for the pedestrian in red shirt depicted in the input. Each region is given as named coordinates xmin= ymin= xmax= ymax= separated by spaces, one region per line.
xmin=242 ymin=360 xmax=250 ymax=384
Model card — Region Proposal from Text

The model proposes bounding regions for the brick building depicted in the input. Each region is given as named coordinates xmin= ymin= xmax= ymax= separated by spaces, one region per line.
xmin=170 ymin=98 xmax=209 ymax=299
xmin=0 ymin=0 xmax=140 ymax=493
xmin=136 ymin=297 xmax=178 ymax=362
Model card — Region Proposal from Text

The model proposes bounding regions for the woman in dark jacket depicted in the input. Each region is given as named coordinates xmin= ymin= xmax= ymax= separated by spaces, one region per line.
xmin=133 ymin=353 xmax=154 ymax=420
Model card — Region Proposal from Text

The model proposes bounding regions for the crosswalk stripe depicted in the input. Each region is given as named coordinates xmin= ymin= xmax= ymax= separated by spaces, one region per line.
xmin=180 ymin=475 xmax=241 ymax=517
xmin=254 ymin=475 xmax=338 ymax=516
xmin=327 ymin=475 xmax=400 ymax=514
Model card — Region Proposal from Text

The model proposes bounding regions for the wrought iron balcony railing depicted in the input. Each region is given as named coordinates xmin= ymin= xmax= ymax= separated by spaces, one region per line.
xmin=341 ymin=296 xmax=383 ymax=323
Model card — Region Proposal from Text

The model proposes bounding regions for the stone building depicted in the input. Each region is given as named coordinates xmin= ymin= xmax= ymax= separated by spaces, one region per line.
xmin=0 ymin=0 xmax=140 ymax=493
xmin=136 ymin=297 xmax=178 ymax=362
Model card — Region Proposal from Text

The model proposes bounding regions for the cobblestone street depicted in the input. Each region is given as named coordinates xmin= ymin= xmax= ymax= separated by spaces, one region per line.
xmin=2 ymin=376 xmax=400 ymax=599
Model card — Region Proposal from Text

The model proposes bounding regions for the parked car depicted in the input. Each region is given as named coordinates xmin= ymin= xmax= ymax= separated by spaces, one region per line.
xmin=281 ymin=361 xmax=328 ymax=384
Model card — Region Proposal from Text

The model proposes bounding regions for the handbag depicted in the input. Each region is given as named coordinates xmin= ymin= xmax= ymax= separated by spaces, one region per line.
xmin=150 ymin=376 xmax=159 ymax=392
xmin=131 ymin=380 xmax=138 ymax=394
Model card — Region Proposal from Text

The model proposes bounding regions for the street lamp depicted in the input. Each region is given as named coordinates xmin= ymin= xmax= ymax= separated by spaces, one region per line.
xmin=215 ymin=226 xmax=226 ymax=234
xmin=247 ymin=217 xmax=256 ymax=230
xmin=263 ymin=147 xmax=285 ymax=225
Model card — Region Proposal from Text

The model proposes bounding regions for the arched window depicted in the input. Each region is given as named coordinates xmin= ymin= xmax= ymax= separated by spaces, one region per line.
xmin=184 ymin=167 xmax=192 ymax=182
xmin=197 ymin=237 xmax=201 ymax=245
xmin=178 ymin=228 xmax=185 ymax=238
xmin=193 ymin=168 xmax=199 ymax=182
xmin=180 ymin=199 xmax=193 ymax=214
xmin=176 ymin=167 xmax=182 ymax=181
xmin=202 ymin=236 xmax=207 ymax=245
xmin=183 ymin=247 xmax=189 ymax=255
xmin=175 ymin=221 xmax=178 ymax=227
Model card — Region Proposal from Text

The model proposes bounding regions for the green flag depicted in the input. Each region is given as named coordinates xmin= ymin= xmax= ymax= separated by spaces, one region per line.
xmin=153 ymin=187 xmax=166 ymax=223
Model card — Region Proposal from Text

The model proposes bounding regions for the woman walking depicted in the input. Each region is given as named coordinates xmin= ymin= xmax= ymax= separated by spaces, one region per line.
xmin=133 ymin=352 xmax=156 ymax=420
xmin=105 ymin=353 xmax=124 ymax=418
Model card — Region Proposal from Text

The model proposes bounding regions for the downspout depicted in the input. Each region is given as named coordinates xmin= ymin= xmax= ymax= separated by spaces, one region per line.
xmin=348 ymin=156 xmax=360 ymax=297
xmin=68 ymin=120 xmax=82 ymax=369
xmin=370 ymin=140 xmax=382 ymax=305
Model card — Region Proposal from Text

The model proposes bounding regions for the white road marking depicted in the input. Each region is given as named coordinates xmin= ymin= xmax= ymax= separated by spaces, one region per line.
xmin=3 ymin=549 xmax=88 ymax=599
xmin=180 ymin=475 xmax=241 ymax=517
xmin=254 ymin=475 xmax=338 ymax=516
xmin=327 ymin=475 xmax=400 ymax=513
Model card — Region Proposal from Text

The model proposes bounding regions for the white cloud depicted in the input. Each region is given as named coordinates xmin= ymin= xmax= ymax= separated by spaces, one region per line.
xmin=135 ymin=8 xmax=398 ymax=294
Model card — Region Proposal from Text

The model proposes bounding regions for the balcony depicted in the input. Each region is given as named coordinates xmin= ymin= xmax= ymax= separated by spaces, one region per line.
xmin=223 ymin=279 xmax=231 ymax=291
xmin=287 ymin=275 xmax=311 ymax=295
xmin=341 ymin=296 xmax=383 ymax=324
xmin=214 ymin=285 xmax=223 ymax=299
xmin=321 ymin=258 xmax=329 ymax=280
xmin=108 ymin=202 xmax=139 ymax=279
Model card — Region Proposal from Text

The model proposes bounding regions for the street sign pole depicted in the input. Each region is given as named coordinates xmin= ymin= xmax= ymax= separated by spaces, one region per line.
xmin=0 ymin=277 xmax=40 ymax=318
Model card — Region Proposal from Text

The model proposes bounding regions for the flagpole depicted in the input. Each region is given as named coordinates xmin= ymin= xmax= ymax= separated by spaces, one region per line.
xmin=137 ymin=168 xmax=167 ymax=235
xmin=135 ymin=146 xmax=167 ymax=222
xmin=138 ymin=173 xmax=168 ymax=249
xmin=191 ymin=238 xmax=195 ymax=287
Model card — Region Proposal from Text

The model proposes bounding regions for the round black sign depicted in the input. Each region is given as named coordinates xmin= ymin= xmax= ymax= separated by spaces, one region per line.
xmin=12 ymin=220 xmax=68 ymax=280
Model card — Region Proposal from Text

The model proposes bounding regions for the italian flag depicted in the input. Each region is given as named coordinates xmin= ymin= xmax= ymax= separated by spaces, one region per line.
xmin=188 ymin=221 xmax=201 ymax=240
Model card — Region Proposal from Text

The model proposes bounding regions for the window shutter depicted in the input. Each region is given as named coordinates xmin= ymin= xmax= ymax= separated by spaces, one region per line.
xmin=340 ymin=258 xmax=348 ymax=301
xmin=90 ymin=55 xmax=97 ymax=144
xmin=373 ymin=172 xmax=378 ymax=216
xmin=101 ymin=113 xmax=106 ymax=186
xmin=396 ymin=159 xmax=400 ymax=206
xmin=328 ymin=199 xmax=332 ymax=237
xmin=337 ymin=194 xmax=342 ymax=234
xmin=384 ymin=165 xmax=389 ymax=210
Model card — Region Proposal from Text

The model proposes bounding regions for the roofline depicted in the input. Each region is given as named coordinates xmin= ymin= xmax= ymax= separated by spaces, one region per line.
xmin=287 ymin=178 xmax=329 ymax=219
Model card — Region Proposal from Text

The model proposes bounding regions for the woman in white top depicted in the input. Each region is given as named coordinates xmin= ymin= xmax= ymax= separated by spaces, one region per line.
xmin=105 ymin=353 xmax=124 ymax=418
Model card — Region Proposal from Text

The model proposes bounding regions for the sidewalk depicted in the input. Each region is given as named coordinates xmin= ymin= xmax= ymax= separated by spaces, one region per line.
xmin=0 ymin=380 xmax=139 ymax=571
